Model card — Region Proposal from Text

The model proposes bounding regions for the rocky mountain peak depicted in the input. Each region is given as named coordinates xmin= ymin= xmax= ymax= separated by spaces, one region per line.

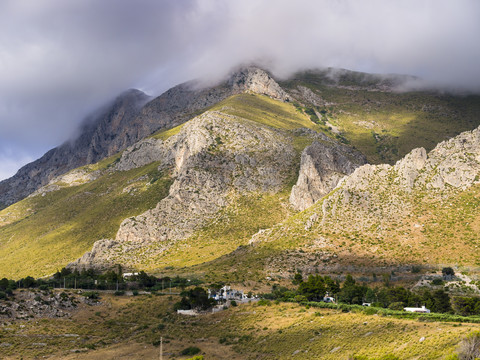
xmin=228 ymin=66 xmax=290 ymax=101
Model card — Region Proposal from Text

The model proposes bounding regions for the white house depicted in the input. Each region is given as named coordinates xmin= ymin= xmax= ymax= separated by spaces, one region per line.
xmin=208 ymin=286 xmax=249 ymax=301
xmin=122 ymin=272 xmax=139 ymax=279
xmin=404 ymin=305 xmax=431 ymax=313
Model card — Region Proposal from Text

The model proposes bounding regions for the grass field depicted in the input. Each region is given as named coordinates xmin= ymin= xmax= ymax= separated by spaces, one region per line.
xmin=2 ymin=291 xmax=479 ymax=359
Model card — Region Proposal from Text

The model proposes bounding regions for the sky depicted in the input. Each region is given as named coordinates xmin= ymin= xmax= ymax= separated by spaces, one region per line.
xmin=1 ymin=0 xmax=479 ymax=181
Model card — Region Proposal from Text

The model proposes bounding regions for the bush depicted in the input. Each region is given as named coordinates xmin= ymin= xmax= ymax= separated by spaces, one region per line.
xmin=443 ymin=267 xmax=455 ymax=277
xmin=132 ymin=290 xmax=139 ymax=296
xmin=388 ymin=302 xmax=405 ymax=311
xmin=181 ymin=346 xmax=201 ymax=356
xmin=0 ymin=291 xmax=6 ymax=300
xmin=432 ymin=278 xmax=444 ymax=286
xmin=257 ymin=299 xmax=272 ymax=306
xmin=81 ymin=291 xmax=99 ymax=300
xmin=230 ymin=300 xmax=237 ymax=307
xmin=114 ymin=290 xmax=125 ymax=296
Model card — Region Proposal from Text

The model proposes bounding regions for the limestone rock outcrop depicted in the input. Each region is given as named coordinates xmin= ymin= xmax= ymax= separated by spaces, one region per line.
xmin=314 ymin=125 xmax=480 ymax=231
xmin=290 ymin=138 xmax=367 ymax=211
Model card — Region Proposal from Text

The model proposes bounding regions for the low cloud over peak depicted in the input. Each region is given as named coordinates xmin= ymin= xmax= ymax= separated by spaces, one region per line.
xmin=1 ymin=0 xmax=479 ymax=180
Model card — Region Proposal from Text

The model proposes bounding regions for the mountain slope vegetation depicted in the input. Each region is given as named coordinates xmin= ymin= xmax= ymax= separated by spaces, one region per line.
xmin=0 ymin=67 xmax=480 ymax=281
xmin=0 ymin=158 xmax=171 ymax=278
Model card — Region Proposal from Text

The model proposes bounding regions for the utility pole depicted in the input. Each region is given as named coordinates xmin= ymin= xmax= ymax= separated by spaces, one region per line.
xmin=159 ymin=336 xmax=163 ymax=360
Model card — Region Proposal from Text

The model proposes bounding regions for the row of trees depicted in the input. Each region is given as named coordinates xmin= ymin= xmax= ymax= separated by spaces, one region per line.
xmin=266 ymin=273 xmax=480 ymax=316
xmin=1 ymin=267 xmax=201 ymax=293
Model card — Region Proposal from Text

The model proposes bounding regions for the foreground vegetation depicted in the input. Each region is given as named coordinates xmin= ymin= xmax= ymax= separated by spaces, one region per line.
xmin=2 ymin=290 xmax=480 ymax=359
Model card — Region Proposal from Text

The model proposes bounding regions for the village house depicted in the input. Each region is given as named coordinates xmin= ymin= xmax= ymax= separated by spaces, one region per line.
xmin=208 ymin=285 xmax=250 ymax=302
xmin=404 ymin=305 xmax=431 ymax=313
xmin=122 ymin=272 xmax=139 ymax=279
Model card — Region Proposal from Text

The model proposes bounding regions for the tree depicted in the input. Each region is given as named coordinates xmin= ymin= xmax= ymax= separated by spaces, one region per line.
xmin=431 ymin=289 xmax=452 ymax=313
xmin=292 ymin=273 xmax=303 ymax=285
xmin=174 ymin=287 xmax=215 ymax=311
xmin=452 ymin=297 xmax=480 ymax=316
xmin=0 ymin=278 xmax=9 ymax=291
xmin=442 ymin=267 xmax=455 ymax=280
xmin=297 ymin=275 xmax=326 ymax=301
xmin=323 ymin=276 xmax=340 ymax=295
xmin=22 ymin=276 xmax=36 ymax=288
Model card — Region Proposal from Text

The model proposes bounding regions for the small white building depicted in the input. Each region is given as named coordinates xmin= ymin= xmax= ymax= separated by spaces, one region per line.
xmin=404 ymin=305 xmax=431 ymax=313
xmin=208 ymin=286 xmax=249 ymax=302
xmin=122 ymin=272 xmax=139 ymax=279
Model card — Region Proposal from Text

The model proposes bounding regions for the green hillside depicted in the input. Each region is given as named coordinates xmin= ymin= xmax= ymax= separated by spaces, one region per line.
xmin=0 ymin=159 xmax=172 ymax=279
xmin=1 ymin=79 xmax=480 ymax=280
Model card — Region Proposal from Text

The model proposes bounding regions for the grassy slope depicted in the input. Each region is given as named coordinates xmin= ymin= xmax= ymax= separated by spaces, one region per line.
xmin=0 ymin=160 xmax=172 ymax=279
xmin=196 ymin=184 xmax=480 ymax=284
xmin=280 ymin=70 xmax=480 ymax=164
xmin=2 ymin=292 xmax=478 ymax=359
xmin=2 ymin=85 xmax=479 ymax=280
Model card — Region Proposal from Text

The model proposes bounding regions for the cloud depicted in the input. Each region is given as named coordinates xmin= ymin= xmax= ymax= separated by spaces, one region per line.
xmin=0 ymin=0 xmax=479 ymax=180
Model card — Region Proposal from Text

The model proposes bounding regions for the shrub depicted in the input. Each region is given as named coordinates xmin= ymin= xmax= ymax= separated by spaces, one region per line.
xmin=0 ymin=291 xmax=6 ymax=300
xmin=114 ymin=290 xmax=125 ymax=296
xmin=257 ymin=299 xmax=272 ymax=306
xmin=443 ymin=267 xmax=455 ymax=277
xmin=81 ymin=291 xmax=99 ymax=300
xmin=132 ymin=290 xmax=139 ymax=296
xmin=230 ymin=300 xmax=237 ymax=307
xmin=388 ymin=302 xmax=405 ymax=311
xmin=181 ymin=346 xmax=201 ymax=356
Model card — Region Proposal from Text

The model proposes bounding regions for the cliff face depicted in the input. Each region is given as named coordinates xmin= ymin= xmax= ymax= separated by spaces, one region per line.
xmin=0 ymin=67 xmax=288 ymax=208
xmin=289 ymin=138 xmax=366 ymax=211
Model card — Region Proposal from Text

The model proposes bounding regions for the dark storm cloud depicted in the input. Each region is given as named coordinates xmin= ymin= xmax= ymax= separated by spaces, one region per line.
xmin=1 ymin=0 xmax=479 ymax=180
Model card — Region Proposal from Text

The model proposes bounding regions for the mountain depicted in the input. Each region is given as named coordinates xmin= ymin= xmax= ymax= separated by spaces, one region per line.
xmin=0 ymin=67 xmax=288 ymax=209
xmin=1 ymin=66 xmax=480 ymax=279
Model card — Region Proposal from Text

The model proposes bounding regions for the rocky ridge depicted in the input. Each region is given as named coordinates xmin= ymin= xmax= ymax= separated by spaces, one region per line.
xmin=0 ymin=291 xmax=83 ymax=320
xmin=306 ymin=125 xmax=480 ymax=232
xmin=0 ymin=89 xmax=150 ymax=208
